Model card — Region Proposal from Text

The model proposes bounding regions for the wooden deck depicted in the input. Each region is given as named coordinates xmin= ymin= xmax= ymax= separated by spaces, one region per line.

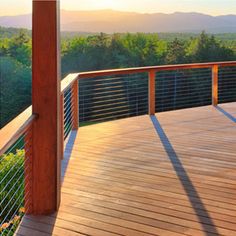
xmin=16 ymin=103 xmax=236 ymax=236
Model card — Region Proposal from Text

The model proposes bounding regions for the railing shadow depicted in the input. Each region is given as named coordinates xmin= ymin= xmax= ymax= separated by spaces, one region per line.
xmin=150 ymin=115 xmax=219 ymax=236
xmin=215 ymin=106 xmax=236 ymax=123
xmin=61 ymin=130 xmax=78 ymax=182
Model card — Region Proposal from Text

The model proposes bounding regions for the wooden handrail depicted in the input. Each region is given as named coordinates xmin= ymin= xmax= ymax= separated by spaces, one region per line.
xmin=61 ymin=73 xmax=79 ymax=93
xmin=60 ymin=61 xmax=236 ymax=91
xmin=78 ymin=61 xmax=236 ymax=79
xmin=0 ymin=107 xmax=37 ymax=156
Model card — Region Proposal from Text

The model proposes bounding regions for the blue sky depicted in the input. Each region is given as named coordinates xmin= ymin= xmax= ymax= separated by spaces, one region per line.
xmin=0 ymin=0 xmax=236 ymax=16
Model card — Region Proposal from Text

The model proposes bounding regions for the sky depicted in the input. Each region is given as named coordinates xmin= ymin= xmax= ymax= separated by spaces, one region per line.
xmin=0 ymin=0 xmax=236 ymax=16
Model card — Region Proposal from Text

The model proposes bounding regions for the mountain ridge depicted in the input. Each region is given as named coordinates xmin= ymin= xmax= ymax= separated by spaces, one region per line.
xmin=1 ymin=9 xmax=236 ymax=33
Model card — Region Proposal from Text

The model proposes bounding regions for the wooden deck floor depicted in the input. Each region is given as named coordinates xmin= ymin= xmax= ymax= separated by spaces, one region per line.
xmin=16 ymin=103 xmax=236 ymax=236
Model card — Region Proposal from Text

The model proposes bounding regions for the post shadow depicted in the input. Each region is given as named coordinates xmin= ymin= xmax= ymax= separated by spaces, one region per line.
xmin=16 ymin=130 xmax=79 ymax=235
xmin=215 ymin=106 xmax=236 ymax=123
xmin=61 ymin=130 xmax=78 ymax=182
xmin=150 ymin=115 xmax=219 ymax=236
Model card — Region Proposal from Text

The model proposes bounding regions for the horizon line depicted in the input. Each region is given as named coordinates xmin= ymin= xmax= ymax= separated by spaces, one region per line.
xmin=0 ymin=8 xmax=235 ymax=17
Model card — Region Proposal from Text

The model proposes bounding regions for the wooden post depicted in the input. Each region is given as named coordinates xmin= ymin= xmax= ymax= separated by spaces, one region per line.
xmin=71 ymin=80 xmax=79 ymax=130
xmin=32 ymin=0 xmax=61 ymax=214
xmin=149 ymin=70 xmax=156 ymax=115
xmin=212 ymin=65 xmax=219 ymax=106
xmin=24 ymin=128 xmax=33 ymax=214
xmin=61 ymin=93 xmax=64 ymax=160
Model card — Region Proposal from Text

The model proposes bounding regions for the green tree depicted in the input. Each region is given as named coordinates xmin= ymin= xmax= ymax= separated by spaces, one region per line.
xmin=7 ymin=31 xmax=31 ymax=66
xmin=186 ymin=31 xmax=234 ymax=62
xmin=0 ymin=57 xmax=31 ymax=127
xmin=166 ymin=38 xmax=186 ymax=64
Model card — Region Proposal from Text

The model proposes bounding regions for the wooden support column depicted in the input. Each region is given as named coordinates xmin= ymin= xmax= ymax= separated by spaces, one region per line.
xmin=72 ymin=80 xmax=79 ymax=130
xmin=212 ymin=65 xmax=219 ymax=106
xmin=149 ymin=70 xmax=156 ymax=115
xmin=32 ymin=0 xmax=61 ymax=214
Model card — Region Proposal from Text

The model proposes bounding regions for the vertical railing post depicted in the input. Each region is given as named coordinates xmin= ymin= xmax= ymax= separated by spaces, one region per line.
xmin=61 ymin=93 xmax=64 ymax=159
xmin=24 ymin=127 xmax=33 ymax=214
xmin=212 ymin=65 xmax=219 ymax=106
xmin=32 ymin=0 xmax=61 ymax=214
xmin=149 ymin=70 xmax=156 ymax=115
xmin=71 ymin=80 xmax=79 ymax=130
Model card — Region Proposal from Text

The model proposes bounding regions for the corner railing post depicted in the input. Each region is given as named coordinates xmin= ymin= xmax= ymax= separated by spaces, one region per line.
xmin=72 ymin=80 xmax=79 ymax=130
xmin=212 ymin=65 xmax=219 ymax=106
xmin=149 ymin=70 xmax=156 ymax=115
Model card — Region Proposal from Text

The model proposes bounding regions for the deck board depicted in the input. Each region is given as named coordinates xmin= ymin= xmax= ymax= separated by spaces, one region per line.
xmin=16 ymin=103 xmax=236 ymax=236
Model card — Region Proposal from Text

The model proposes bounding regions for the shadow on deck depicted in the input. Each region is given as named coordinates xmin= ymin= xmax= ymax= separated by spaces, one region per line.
xmin=16 ymin=102 xmax=236 ymax=236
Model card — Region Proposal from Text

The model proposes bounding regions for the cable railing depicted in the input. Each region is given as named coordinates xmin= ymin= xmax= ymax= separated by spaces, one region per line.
xmin=0 ymin=107 xmax=36 ymax=235
xmin=0 ymin=61 xmax=236 ymax=234
xmin=60 ymin=76 xmax=79 ymax=159
xmin=219 ymin=66 xmax=236 ymax=103
xmin=79 ymin=73 xmax=148 ymax=123
xmin=60 ymin=61 xmax=236 ymax=147
xmin=63 ymin=89 xmax=73 ymax=140
xmin=72 ymin=61 xmax=235 ymax=125
xmin=155 ymin=68 xmax=212 ymax=112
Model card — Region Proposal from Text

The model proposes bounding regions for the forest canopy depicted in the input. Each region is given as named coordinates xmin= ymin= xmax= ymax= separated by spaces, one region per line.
xmin=0 ymin=27 xmax=236 ymax=127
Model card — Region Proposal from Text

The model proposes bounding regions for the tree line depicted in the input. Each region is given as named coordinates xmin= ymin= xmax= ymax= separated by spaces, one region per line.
xmin=1 ymin=28 xmax=236 ymax=127
xmin=0 ymin=31 xmax=31 ymax=127
xmin=61 ymin=31 xmax=235 ymax=75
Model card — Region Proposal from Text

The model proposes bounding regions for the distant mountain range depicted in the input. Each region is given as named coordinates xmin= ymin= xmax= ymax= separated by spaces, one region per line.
xmin=1 ymin=9 xmax=236 ymax=33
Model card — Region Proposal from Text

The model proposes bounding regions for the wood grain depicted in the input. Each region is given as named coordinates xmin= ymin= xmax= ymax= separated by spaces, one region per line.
xmin=71 ymin=80 xmax=79 ymax=130
xmin=61 ymin=73 xmax=79 ymax=94
xmin=32 ymin=0 xmax=61 ymax=214
xmin=24 ymin=127 xmax=33 ymax=214
xmin=61 ymin=93 xmax=64 ymax=160
xmin=0 ymin=107 xmax=36 ymax=156
xmin=16 ymin=102 xmax=236 ymax=236
xmin=212 ymin=65 xmax=219 ymax=106
xmin=78 ymin=61 xmax=236 ymax=79
xmin=149 ymin=70 xmax=156 ymax=115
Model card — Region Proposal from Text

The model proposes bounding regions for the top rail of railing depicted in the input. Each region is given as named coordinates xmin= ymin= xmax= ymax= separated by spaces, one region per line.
xmin=61 ymin=61 xmax=236 ymax=93
xmin=0 ymin=107 xmax=37 ymax=156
